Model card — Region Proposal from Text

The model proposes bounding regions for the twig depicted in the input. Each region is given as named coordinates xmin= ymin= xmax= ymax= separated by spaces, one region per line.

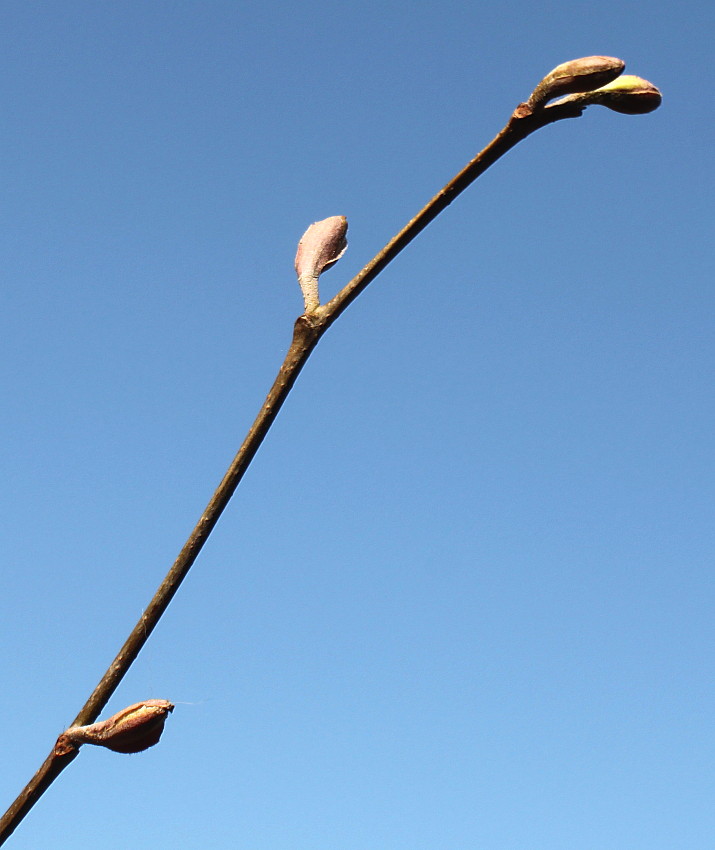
xmin=0 ymin=98 xmax=601 ymax=845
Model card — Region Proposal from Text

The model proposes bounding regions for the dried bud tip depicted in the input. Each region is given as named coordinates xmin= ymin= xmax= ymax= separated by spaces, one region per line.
xmin=585 ymin=75 xmax=662 ymax=114
xmin=528 ymin=56 xmax=625 ymax=109
xmin=56 ymin=699 xmax=174 ymax=756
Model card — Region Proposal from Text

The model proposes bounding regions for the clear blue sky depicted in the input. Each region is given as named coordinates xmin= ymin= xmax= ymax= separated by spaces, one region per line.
xmin=1 ymin=2 xmax=712 ymax=848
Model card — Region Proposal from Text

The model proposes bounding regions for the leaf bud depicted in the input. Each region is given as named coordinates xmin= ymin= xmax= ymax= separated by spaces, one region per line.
xmin=55 ymin=699 xmax=174 ymax=756
xmin=581 ymin=75 xmax=662 ymax=114
xmin=294 ymin=215 xmax=348 ymax=312
xmin=527 ymin=56 xmax=625 ymax=109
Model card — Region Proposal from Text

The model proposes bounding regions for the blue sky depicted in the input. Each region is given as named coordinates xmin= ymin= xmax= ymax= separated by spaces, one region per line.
xmin=1 ymin=2 xmax=713 ymax=847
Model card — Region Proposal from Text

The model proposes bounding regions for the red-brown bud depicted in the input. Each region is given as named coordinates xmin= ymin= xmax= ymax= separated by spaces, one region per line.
xmin=55 ymin=699 xmax=174 ymax=756
xmin=294 ymin=215 xmax=348 ymax=311
xmin=527 ymin=56 xmax=625 ymax=110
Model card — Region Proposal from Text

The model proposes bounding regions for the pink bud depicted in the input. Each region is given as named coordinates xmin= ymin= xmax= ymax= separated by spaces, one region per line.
xmin=294 ymin=216 xmax=348 ymax=311
xmin=55 ymin=699 xmax=174 ymax=756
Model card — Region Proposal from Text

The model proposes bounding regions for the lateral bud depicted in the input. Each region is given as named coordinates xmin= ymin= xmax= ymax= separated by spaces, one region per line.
xmin=294 ymin=215 xmax=348 ymax=312
xmin=526 ymin=56 xmax=625 ymax=110
xmin=54 ymin=699 xmax=174 ymax=756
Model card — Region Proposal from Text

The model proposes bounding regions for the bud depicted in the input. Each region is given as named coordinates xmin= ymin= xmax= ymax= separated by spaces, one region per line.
xmin=294 ymin=215 xmax=348 ymax=312
xmin=55 ymin=700 xmax=174 ymax=756
xmin=527 ymin=56 xmax=625 ymax=109
xmin=579 ymin=75 xmax=662 ymax=114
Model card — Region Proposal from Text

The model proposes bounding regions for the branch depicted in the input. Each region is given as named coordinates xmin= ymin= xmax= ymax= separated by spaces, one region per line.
xmin=0 ymin=57 xmax=661 ymax=845
xmin=317 ymin=102 xmax=582 ymax=329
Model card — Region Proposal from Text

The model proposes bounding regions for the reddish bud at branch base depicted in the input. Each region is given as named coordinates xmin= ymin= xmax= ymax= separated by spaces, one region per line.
xmin=55 ymin=700 xmax=174 ymax=756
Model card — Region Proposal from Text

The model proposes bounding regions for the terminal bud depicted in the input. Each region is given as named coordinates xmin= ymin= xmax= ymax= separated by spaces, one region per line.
xmin=581 ymin=75 xmax=662 ymax=114
xmin=527 ymin=56 xmax=625 ymax=110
